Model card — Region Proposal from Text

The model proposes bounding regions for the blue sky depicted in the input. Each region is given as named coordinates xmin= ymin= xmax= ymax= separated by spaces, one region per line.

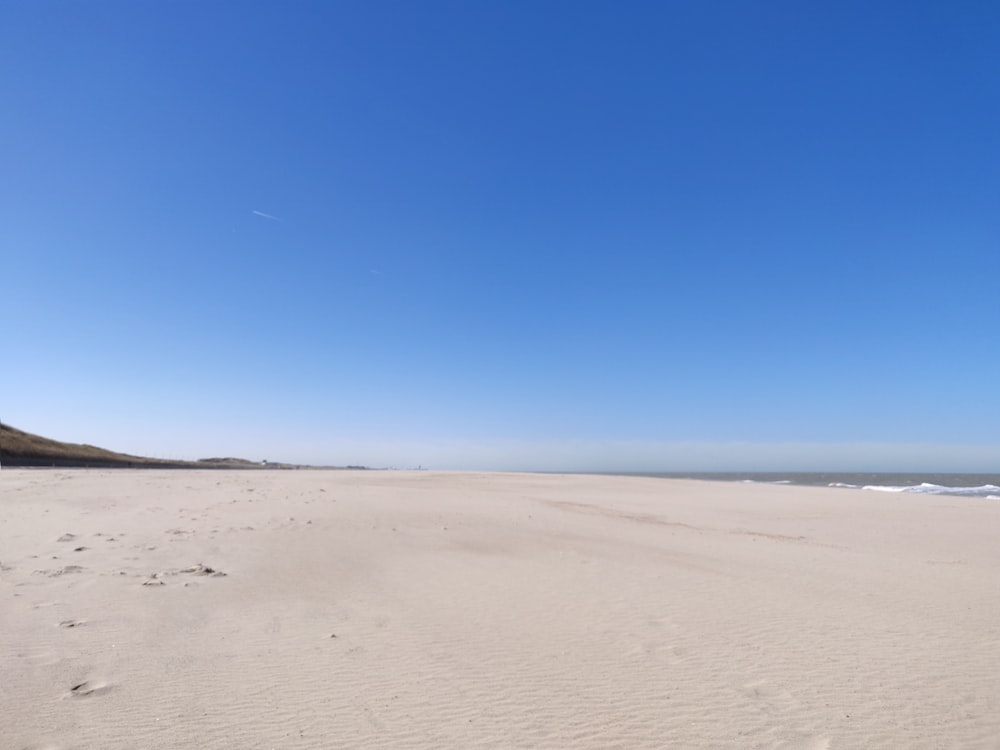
xmin=2 ymin=1 xmax=998 ymax=470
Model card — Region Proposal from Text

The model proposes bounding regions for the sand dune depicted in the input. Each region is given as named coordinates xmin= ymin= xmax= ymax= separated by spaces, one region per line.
xmin=0 ymin=423 xmax=287 ymax=469
xmin=2 ymin=469 xmax=999 ymax=749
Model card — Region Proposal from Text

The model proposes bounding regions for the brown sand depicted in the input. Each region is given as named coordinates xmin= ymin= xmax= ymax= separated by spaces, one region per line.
xmin=2 ymin=469 xmax=999 ymax=749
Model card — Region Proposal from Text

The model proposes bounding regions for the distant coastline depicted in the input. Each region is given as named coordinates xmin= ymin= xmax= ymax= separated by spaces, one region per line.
xmin=0 ymin=423 xmax=311 ymax=470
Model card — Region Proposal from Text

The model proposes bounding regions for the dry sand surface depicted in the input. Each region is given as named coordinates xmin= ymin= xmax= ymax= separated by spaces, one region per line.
xmin=2 ymin=469 xmax=999 ymax=749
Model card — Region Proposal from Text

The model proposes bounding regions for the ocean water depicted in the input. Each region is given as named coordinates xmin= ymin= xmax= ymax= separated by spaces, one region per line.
xmin=625 ymin=473 xmax=1000 ymax=500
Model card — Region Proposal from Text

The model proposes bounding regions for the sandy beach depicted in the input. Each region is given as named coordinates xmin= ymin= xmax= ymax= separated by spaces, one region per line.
xmin=2 ymin=469 xmax=998 ymax=749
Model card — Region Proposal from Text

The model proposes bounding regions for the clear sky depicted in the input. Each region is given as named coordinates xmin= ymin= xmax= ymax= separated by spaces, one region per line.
xmin=2 ymin=1 xmax=998 ymax=471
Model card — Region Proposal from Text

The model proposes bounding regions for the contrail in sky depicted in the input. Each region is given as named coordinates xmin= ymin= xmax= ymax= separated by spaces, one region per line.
xmin=252 ymin=210 xmax=282 ymax=222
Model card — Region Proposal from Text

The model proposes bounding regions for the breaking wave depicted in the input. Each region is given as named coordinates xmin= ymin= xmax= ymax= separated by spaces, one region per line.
xmin=830 ymin=482 xmax=1000 ymax=499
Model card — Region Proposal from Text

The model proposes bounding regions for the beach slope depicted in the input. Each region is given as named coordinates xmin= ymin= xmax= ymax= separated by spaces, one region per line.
xmin=2 ymin=470 xmax=998 ymax=749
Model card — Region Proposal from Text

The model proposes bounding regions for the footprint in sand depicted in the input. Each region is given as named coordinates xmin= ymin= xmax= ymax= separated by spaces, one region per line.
xmin=35 ymin=565 xmax=86 ymax=577
xmin=180 ymin=563 xmax=227 ymax=577
xmin=69 ymin=679 xmax=112 ymax=697
xmin=743 ymin=679 xmax=795 ymax=704
xmin=58 ymin=619 xmax=85 ymax=628
xmin=56 ymin=533 xmax=76 ymax=543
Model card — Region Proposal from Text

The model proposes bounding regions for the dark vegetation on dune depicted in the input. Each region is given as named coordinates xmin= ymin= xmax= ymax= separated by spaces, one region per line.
xmin=0 ymin=423 xmax=296 ymax=469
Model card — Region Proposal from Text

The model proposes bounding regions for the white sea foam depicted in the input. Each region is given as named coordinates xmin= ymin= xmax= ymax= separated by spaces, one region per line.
xmin=859 ymin=482 xmax=1000 ymax=498
xmin=828 ymin=482 xmax=860 ymax=489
